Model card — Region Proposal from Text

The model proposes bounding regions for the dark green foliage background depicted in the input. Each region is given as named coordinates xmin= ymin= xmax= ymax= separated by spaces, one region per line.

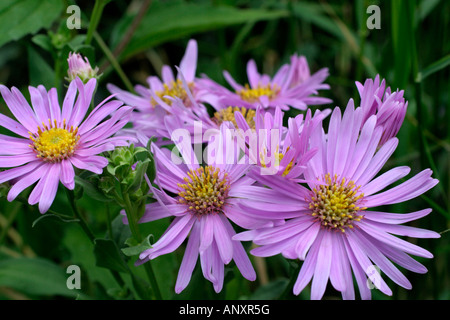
xmin=0 ymin=0 xmax=448 ymax=300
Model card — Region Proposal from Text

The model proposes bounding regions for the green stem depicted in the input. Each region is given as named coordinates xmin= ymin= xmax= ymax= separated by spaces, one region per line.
xmin=122 ymin=191 xmax=163 ymax=300
xmin=85 ymin=0 xmax=109 ymax=46
xmin=93 ymin=32 xmax=135 ymax=93
xmin=65 ymin=189 xmax=96 ymax=243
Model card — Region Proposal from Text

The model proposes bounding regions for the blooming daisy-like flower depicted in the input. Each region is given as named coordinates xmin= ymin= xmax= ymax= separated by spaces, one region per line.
xmin=236 ymin=100 xmax=439 ymax=299
xmin=356 ymin=75 xmax=408 ymax=146
xmin=107 ymin=39 xmax=204 ymax=144
xmin=135 ymin=122 xmax=295 ymax=293
xmin=0 ymin=78 xmax=133 ymax=213
xmin=198 ymin=53 xmax=332 ymax=111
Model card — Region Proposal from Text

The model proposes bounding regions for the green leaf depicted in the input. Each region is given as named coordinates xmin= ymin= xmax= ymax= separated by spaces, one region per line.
xmin=31 ymin=34 xmax=53 ymax=52
xmin=74 ymin=176 xmax=113 ymax=202
xmin=122 ymin=234 xmax=153 ymax=257
xmin=93 ymin=238 xmax=130 ymax=274
xmin=32 ymin=213 xmax=79 ymax=228
xmin=0 ymin=0 xmax=64 ymax=48
xmin=127 ymin=159 xmax=149 ymax=193
xmin=27 ymin=44 xmax=55 ymax=87
xmin=291 ymin=2 xmax=345 ymax=40
xmin=0 ymin=257 xmax=80 ymax=298
xmin=112 ymin=1 xmax=288 ymax=60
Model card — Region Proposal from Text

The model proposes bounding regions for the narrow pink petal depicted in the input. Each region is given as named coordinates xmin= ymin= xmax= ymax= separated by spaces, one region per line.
xmin=175 ymin=221 xmax=200 ymax=294
xmin=311 ymin=231 xmax=332 ymax=300
xmin=28 ymin=164 xmax=52 ymax=205
xmin=295 ymin=222 xmax=321 ymax=260
xmin=343 ymin=237 xmax=372 ymax=300
xmin=363 ymin=169 xmax=438 ymax=207
xmin=0 ymin=154 xmax=38 ymax=168
xmin=6 ymin=162 xmax=46 ymax=201
xmin=61 ymin=80 xmax=77 ymax=121
xmin=161 ymin=65 xmax=175 ymax=84
xmin=0 ymin=113 xmax=29 ymax=137
xmin=28 ymin=86 xmax=49 ymax=124
xmin=211 ymin=242 xmax=225 ymax=292
xmin=141 ymin=214 xmax=195 ymax=260
xmin=293 ymin=231 xmax=323 ymax=295
xmin=212 ymin=214 xmax=233 ymax=264
xmin=48 ymin=87 xmax=62 ymax=123
xmin=246 ymin=59 xmax=260 ymax=89
xmin=60 ymin=159 xmax=75 ymax=190
xmin=345 ymin=230 xmax=393 ymax=296
xmin=326 ymin=107 xmax=341 ymax=176
xmin=223 ymin=71 xmax=244 ymax=91
xmin=354 ymin=229 xmax=412 ymax=289
xmin=333 ymin=99 xmax=355 ymax=176
xmin=354 ymin=138 xmax=398 ymax=186
xmin=0 ymin=85 xmax=38 ymax=132
xmin=178 ymin=39 xmax=198 ymax=82
xmin=139 ymin=202 xmax=186 ymax=223
xmin=363 ymin=209 xmax=432 ymax=224
xmin=361 ymin=166 xmax=411 ymax=196
xmin=199 ymin=214 xmax=214 ymax=253
xmin=0 ymin=161 xmax=40 ymax=184
xmin=221 ymin=215 xmax=256 ymax=281
xmin=329 ymin=232 xmax=347 ymax=293
xmin=38 ymin=164 xmax=61 ymax=213
xmin=358 ymin=220 xmax=433 ymax=258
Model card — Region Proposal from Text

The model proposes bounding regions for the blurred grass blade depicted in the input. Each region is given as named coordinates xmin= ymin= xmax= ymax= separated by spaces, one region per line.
xmin=0 ymin=257 xmax=83 ymax=298
xmin=416 ymin=54 xmax=450 ymax=82
xmin=111 ymin=1 xmax=288 ymax=60
xmin=391 ymin=0 xmax=414 ymax=89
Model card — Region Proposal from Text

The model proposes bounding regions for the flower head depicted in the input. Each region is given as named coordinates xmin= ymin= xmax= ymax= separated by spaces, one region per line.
xmin=134 ymin=122 xmax=291 ymax=293
xmin=237 ymin=100 xmax=439 ymax=300
xmin=107 ymin=39 xmax=205 ymax=144
xmin=66 ymin=52 xmax=100 ymax=83
xmin=356 ymin=75 xmax=408 ymax=146
xmin=0 ymin=78 xmax=133 ymax=213
xmin=198 ymin=53 xmax=332 ymax=111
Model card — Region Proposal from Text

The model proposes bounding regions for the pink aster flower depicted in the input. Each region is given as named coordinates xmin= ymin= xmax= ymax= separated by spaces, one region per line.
xmin=198 ymin=53 xmax=332 ymax=111
xmin=107 ymin=39 xmax=204 ymax=144
xmin=135 ymin=122 xmax=292 ymax=293
xmin=356 ymin=75 xmax=408 ymax=146
xmin=0 ymin=78 xmax=133 ymax=213
xmin=236 ymin=100 xmax=439 ymax=300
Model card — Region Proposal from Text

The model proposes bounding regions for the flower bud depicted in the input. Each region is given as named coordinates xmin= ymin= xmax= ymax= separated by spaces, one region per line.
xmin=66 ymin=52 xmax=100 ymax=83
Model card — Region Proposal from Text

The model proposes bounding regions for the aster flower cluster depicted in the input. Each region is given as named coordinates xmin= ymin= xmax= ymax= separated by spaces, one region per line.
xmin=0 ymin=38 xmax=440 ymax=300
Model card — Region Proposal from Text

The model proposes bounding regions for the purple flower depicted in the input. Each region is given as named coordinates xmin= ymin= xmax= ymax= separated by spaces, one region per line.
xmin=198 ymin=53 xmax=332 ymax=111
xmin=107 ymin=39 xmax=204 ymax=144
xmin=136 ymin=122 xmax=290 ymax=293
xmin=0 ymin=78 xmax=133 ymax=213
xmin=236 ymin=100 xmax=439 ymax=299
xmin=356 ymin=75 xmax=408 ymax=146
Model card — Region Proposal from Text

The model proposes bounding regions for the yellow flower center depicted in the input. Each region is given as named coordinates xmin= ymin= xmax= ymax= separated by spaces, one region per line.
xmin=30 ymin=119 xmax=80 ymax=163
xmin=260 ymin=147 xmax=294 ymax=176
xmin=237 ymin=83 xmax=280 ymax=103
xmin=177 ymin=166 xmax=230 ymax=217
xmin=151 ymin=79 xmax=195 ymax=107
xmin=309 ymin=173 xmax=366 ymax=232
xmin=213 ymin=106 xmax=256 ymax=129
